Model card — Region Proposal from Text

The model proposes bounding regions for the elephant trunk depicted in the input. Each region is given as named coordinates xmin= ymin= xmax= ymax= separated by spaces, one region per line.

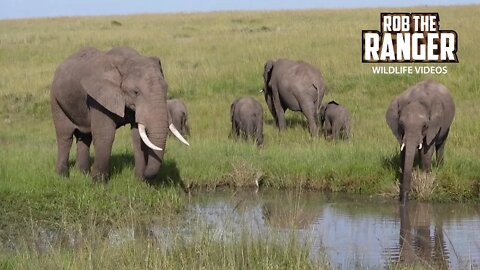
xmin=142 ymin=121 xmax=168 ymax=180
xmin=139 ymin=124 xmax=162 ymax=150
xmin=401 ymin=141 xmax=417 ymax=203
xmin=136 ymin=96 xmax=169 ymax=180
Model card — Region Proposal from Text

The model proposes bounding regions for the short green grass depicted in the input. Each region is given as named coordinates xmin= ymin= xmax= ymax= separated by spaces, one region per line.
xmin=1 ymin=6 xmax=478 ymax=199
xmin=0 ymin=5 xmax=479 ymax=269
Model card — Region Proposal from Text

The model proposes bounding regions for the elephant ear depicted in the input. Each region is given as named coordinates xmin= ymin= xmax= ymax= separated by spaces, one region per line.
xmin=149 ymin=56 xmax=164 ymax=78
xmin=263 ymin=60 xmax=274 ymax=86
xmin=386 ymin=96 xmax=402 ymax=143
xmin=328 ymin=100 xmax=339 ymax=106
xmin=426 ymin=100 xmax=443 ymax=144
xmin=80 ymin=57 xmax=125 ymax=118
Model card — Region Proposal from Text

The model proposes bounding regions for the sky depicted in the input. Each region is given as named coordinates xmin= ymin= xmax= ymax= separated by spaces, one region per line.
xmin=0 ymin=0 xmax=478 ymax=20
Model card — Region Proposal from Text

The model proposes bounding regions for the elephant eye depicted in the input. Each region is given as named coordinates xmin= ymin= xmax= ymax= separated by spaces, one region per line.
xmin=133 ymin=89 xmax=140 ymax=96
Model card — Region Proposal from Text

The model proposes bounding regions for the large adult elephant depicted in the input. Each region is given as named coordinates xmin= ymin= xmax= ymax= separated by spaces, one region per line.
xmin=50 ymin=46 xmax=189 ymax=181
xmin=262 ymin=59 xmax=326 ymax=136
xmin=386 ymin=80 xmax=455 ymax=203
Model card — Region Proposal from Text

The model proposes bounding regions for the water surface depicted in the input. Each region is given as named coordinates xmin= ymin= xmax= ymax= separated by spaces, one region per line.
xmin=182 ymin=190 xmax=480 ymax=269
xmin=6 ymin=190 xmax=479 ymax=269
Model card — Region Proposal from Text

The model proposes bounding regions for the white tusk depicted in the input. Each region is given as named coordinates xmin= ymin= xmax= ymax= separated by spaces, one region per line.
xmin=400 ymin=143 xmax=405 ymax=151
xmin=418 ymin=143 xmax=422 ymax=150
xmin=169 ymin=123 xmax=190 ymax=146
xmin=138 ymin=124 xmax=163 ymax=151
xmin=259 ymin=89 xmax=264 ymax=93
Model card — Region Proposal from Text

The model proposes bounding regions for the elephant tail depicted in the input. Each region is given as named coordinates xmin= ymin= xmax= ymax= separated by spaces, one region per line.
xmin=313 ymin=81 xmax=325 ymax=114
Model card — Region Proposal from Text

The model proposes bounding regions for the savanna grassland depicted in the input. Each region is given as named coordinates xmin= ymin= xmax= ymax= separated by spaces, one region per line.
xmin=0 ymin=5 xmax=479 ymax=269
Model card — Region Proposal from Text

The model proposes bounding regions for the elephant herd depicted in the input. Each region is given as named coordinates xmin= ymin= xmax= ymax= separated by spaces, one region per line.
xmin=50 ymin=46 xmax=455 ymax=203
xmin=231 ymin=59 xmax=351 ymax=145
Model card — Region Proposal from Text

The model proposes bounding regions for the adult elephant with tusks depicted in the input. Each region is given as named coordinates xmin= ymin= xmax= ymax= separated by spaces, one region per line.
xmin=386 ymin=80 xmax=455 ymax=203
xmin=262 ymin=59 xmax=326 ymax=136
xmin=50 ymin=46 xmax=189 ymax=181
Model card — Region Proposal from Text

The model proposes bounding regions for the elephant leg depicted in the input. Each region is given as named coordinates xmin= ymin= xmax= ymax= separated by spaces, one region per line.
xmin=242 ymin=122 xmax=251 ymax=141
xmin=420 ymin=144 xmax=435 ymax=173
xmin=272 ymin=113 xmax=279 ymax=129
xmin=247 ymin=121 xmax=255 ymax=142
xmin=55 ymin=132 xmax=74 ymax=177
xmin=52 ymin=104 xmax=75 ymax=177
xmin=229 ymin=119 xmax=235 ymax=139
xmin=323 ymin=119 xmax=332 ymax=139
xmin=233 ymin=120 xmax=240 ymax=138
xmin=276 ymin=110 xmax=287 ymax=130
xmin=339 ymin=126 xmax=346 ymax=140
xmin=272 ymin=86 xmax=287 ymax=130
xmin=131 ymin=125 xmax=147 ymax=179
xmin=256 ymin=118 xmax=264 ymax=146
xmin=332 ymin=121 xmax=341 ymax=140
xmin=90 ymin=108 xmax=117 ymax=181
xmin=238 ymin=123 xmax=244 ymax=139
xmin=343 ymin=123 xmax=351 ymax=140
xmin=300 ymin=103 xmax=318 ymax=136
xmin=74 ymin=130 xmax=92 ymax=174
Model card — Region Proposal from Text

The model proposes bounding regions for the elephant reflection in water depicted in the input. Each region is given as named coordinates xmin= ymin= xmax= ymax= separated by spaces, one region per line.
xmin=397 ymin=202 xmax=449 ymax=268
xmin=261 ymin=193 xmax=323 ymax=229
xmin=262 ymin=203 xmax=319 ymax=229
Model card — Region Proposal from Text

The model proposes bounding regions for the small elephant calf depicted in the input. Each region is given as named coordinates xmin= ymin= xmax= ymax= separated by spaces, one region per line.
xmin=319 ymin=101 xmax=351 ymax=140
xmin=167 ymin=98 xmax=189 ymax=137
xmin=230 ymin=97 xmax=264 ymax=146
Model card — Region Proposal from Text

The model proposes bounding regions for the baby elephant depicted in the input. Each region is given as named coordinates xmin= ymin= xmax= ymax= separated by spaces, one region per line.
xmin=319 ymin=101 xmax=351 ymax=140
xmin=167 ymin=98 xmax=189 ymax=137
xmin=230 ymin=97 xmax=264 ymax=146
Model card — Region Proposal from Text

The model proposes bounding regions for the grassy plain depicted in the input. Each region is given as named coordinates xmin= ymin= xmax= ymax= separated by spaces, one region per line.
xmin=0 ymin=4 xmax=479 ymax=269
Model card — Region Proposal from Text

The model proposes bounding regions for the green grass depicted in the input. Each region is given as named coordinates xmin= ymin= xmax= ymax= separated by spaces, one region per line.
xmin=0 ymin=216 xmax=328 ymax=270
xmin=2 ymin=6 xmax=479 ymax=200
xmin=0 ymin=5 xmax=479 ymax=268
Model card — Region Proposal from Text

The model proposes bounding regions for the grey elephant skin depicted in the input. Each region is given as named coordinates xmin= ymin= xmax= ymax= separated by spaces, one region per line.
xmin=51 ymin=46 xmax=171 ymax=181
xmin=386 ymin=80 xmax=455 ymax=203
xmin=319 ymin=101 xmax=351 ymax=140
xmin=230 ymin=97 xmax=264 ymax=146
xmin=167 ymin=98 xmax=189 ymax=137
xmin=263 ymin=59 xmax=326 ymax=136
